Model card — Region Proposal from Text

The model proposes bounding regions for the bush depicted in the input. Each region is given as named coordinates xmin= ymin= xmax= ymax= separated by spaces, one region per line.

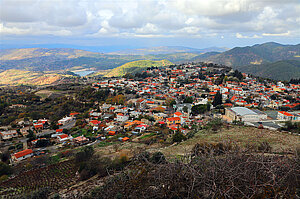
xmin=150 ymin=152 xmax=166 ymax=164
xmin=192 ymin=142 xmax=233 ymax=156
xmin=79 ymin=155 xmax=127 ymax=181
xmin=75 ymin=146 xmax=94 ymax=163
xmin=205 ymin=119 xmax=223 ymax=132
xmin=258 ymin=141 xmax=272 ymax=152
xmin=0 ymin=162 xmax=13 ymax=176
xmin=172 ymin=131 xmax=186 ymax=143
xmin=86 ymin=151 xmax=300 ymax=199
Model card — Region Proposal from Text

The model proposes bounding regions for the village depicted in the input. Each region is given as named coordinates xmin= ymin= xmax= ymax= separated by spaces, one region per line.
xmin=0 ymin=62 xmax=300 ymax=165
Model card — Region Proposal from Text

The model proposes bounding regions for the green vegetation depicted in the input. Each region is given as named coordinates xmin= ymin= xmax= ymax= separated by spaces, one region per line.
xmin=205 ymin=42 xmax=300 ymax=67
xmin=239 ymin=60 xmax=300 ymax=80
xmin=104 ymin=59 xmax=173 ymax=77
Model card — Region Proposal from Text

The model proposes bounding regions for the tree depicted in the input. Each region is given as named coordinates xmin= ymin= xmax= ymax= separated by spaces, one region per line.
xmin=212 ymin=91 xmax=222 ymax=107
xmin=27 ymin=129 xmax=36 ymax=142
xmin=35 ymin=139 xmax=50 ymax=148
xmin=183 ymin=96 xmax=193 ymax=103
xmin=165 ymin=98 xmax=176 ymax=108
xmin=191 ymin=104 xmax=209 ymax=115
xmin=183 ymin=106 xmax=188 ymax=113
xmin=0 ymin=162 xmax=13 ymax=176
xmin=172 ymin=130 xmax=186 ymax=143
xmin=75 ymin=146 xmax=94 ymax=163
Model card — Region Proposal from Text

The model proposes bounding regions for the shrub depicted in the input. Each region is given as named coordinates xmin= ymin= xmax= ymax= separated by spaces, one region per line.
xmin=150 ymin=152 xmax=166 ymax=164
xmin=205 ymin=118 xmax=223 ymax=132
xmin=86 ymin=151 xmax=300 ymax=199
xmin=0 ymin=162 xmax=13 ymax=176
xmin=75 ymin=146 xmax=94 ymax=163
xmin=192 ymin=142 xmax=233 ymax=156
xmin=258 ymin=141 xmax=272 ymax=152
xmin=172 ymin=131 xmax=186 ymax=143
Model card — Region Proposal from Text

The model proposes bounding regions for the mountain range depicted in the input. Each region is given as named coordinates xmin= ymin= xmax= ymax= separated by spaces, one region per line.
xmin=108 ymin=46 xmax=227 ymax=55
xmin=0 ymin=42 xmax=299 ymax=83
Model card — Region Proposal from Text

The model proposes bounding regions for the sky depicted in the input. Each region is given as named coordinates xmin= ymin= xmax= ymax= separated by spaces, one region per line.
xmin=0 ymin=0 xmax=299 ymax=52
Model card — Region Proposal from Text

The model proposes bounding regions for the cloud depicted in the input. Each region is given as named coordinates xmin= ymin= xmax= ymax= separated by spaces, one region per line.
xmin=0 ymin=0 xmax=299 ymax=40
xmin=262 ymin=31 xmax=291 ymax=37
xmin=236 ymin=33 xmax=262 ymax=39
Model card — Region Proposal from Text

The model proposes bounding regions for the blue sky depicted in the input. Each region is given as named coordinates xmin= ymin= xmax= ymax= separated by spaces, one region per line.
xmin=1 ymin=0 xmax=299 ymax=52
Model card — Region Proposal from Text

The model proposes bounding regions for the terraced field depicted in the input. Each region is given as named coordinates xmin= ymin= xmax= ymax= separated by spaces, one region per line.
xmin=0 ymin=160 xmax=77 ymax=197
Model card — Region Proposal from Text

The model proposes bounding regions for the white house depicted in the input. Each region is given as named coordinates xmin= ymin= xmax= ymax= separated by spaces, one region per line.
xmin=58 ymin=116 xmax=73 ymax=126
xmin=135 ymin=124 xmax=149 ymax=132
xmin=0 ymin=130 xmax=18 ymax=140
xmin=277 ymin=111 xmax=300 ymax=121
xmin=57 ymin=134 xmax=73 ymax=143
xmin=11 ymin=149 xmax=34 ymax=162
xmin=225 ymin=107 xmax=267 ymax=122
xmin=116 ymin=113 xmax=129 ymax=122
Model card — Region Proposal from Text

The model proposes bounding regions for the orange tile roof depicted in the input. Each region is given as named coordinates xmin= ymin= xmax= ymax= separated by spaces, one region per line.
xmin=14 ymin=149 xmax=33 ymax=159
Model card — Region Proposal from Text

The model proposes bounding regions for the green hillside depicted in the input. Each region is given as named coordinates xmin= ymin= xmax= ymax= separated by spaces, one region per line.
xmin=104 ymin=60 xmax=173 ymax=77
xmin=205 ymin=42 xmax=300 ymax=67
xmin=238 ymin=60 xmax=300 ymax=80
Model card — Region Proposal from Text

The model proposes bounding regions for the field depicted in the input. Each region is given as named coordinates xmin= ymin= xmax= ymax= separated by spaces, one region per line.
xmin=0 ymin=160 xmax=77 ymax=197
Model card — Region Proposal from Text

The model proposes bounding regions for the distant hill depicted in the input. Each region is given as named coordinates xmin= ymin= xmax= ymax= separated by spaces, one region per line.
xmin=0 ymin=69 xmax=69 ymax=85
xmin=0 ymin=48 xmax=98 ymax=60
xmin=109 ymin=46 xmax=227 ymax=55
xmin=238 ymin=60 xmax=300 ymax=81
xmin=104 ymin=60 xmax=173 ymax=77
xmin=0 ymin=48 xmax=194 ymax=71
xmin=204 ymin=42 xmax=300 ymax=67
xmin=1 ymin=43 xmax=299 ymax=81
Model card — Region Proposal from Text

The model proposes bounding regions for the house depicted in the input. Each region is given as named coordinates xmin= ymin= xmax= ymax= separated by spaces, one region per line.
xmin=0 ymin=130 xmax=18 ymax=140
xmin=277 ymin=111 xmax=300 ymax=121
xmin=11 ymin=149 xmax=34 ymax=162
xmin=20 ymin=127 xmax=30 ymax=137
xmin=73 ymin=136 xmax=89 ymax=145
xmin=56 ymin=129 xmax=63 ymax=133
xmin=153 ymin=113 xmax=168 ymax=121
xmin=116 ymin=113 xmax=129 ymax=122
xmin=174 ymin=112 xmax=183 ymax=118
xmin=58 ymin=116 xmax=73 ymax=126
xmin=225 ymin=107 xmax=267 ymax=122
xmin=89 ymin=120 xmax=101 ymax=126
xmin=70 ymin=112 xmax=80 ymax=117
xmin=57 ymin=134 xmax=73 ymax=143
xmin=135 ymin=124 xmax=149 ymax=132
xmin=33 ymin=123 xmax=44 ymax=131
xmin=166 ymin=117 xmax=181 ymax=126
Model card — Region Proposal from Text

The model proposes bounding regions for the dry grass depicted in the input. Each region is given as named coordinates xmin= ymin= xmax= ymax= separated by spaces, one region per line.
xmin=161 ymin=126 xmax=300 ymax=157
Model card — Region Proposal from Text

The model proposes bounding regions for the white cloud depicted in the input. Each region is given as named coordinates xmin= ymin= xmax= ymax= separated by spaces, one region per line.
xmin=262 ymin=31 xmax=291 ymax=37
xmin=236 ymin=33 xmax=262 ymax=39
xmin=0 ymin=0 xmax=299 ymax=40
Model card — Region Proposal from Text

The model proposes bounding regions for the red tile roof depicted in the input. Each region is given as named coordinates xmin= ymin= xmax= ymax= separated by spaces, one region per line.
xmin=58 ymin=134 xmax=68 ymax=139
xmin=14 ymin=149 xmax=33 ymax=159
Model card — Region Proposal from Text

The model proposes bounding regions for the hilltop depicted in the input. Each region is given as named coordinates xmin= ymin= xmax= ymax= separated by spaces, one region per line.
xmin=104 ymin=59 xmax=173 ymax=77
xmin=108 ymin=46 xmax=227 ymax=55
